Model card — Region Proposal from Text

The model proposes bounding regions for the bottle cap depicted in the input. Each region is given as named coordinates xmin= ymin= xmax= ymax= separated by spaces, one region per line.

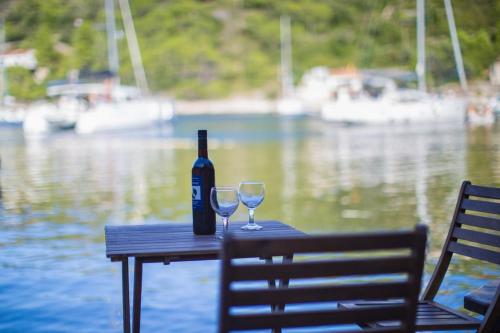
xmin=198 ymin=129 xmax=207 ymax=138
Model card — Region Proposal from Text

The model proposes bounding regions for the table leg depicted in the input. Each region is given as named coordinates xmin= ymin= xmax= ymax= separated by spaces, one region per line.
xmin=132 ymin=258 xmax=143 ymax=333
xmin=264 ymin=257 xmax=277 ymax=311
xmin=265 ymin=257 xmax=285 ymax=333
xmin=122 ymin=258 xmax=131 ymax=333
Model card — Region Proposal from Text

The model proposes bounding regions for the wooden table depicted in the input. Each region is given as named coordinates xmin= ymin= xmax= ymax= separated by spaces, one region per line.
xmin=105 ymin=220 xmax=305 ymax=333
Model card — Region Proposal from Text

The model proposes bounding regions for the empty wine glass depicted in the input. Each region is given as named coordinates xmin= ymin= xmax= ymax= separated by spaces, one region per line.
xmin=210 ymin=187 xmax=239 ymax=239
xmin=239 ymin=181 xmax=265 ymax=230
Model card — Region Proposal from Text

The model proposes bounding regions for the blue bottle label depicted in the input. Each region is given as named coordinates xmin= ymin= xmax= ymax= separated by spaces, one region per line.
xmin=192 ymin=176 xmax=202 ymax=209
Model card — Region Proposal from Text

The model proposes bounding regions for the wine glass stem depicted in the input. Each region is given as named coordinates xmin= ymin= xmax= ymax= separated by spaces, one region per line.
xmin=248 ymin=208 xmax=255 ymax=225
xmin=222 ymin=217 xmax=229 ymax=233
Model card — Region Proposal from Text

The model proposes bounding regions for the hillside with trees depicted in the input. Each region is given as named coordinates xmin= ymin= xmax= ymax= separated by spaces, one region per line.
xmin=2 ymin=0 xmax=500 ymax=100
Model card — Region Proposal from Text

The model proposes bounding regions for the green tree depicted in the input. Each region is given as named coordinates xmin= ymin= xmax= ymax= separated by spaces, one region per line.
xmin=32 ymin=25 xmax=60 ymax=69
xmin=72 ymin=21 xmax=96 ymax=70
xmin=5 ymin=0 xmax=41 ymax=41
xmin=7 ymin=67 xmax=45 ymax=101
xmin=4 ymin=0 xmax=500 ymax=97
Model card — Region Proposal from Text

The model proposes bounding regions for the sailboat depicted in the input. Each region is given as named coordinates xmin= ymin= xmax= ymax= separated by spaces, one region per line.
xmin=320 ymin=0 xmax=467 ymax=124
xmin=23 ymin=0 xmax=174 ymax=135
xmin=276 ymin=15 xmax=307 ymax=116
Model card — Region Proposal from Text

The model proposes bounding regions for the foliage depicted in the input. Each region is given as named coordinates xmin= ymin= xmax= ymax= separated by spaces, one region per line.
xmin=72 ymin=21 xmax=97 ymax=70
xmin=6 ymin=67 xmax=45 ymax=100
xmin=3 ymin=0 xmax=500 ymax=101
xmin=31 ymin=25 xmax=60 ymax=69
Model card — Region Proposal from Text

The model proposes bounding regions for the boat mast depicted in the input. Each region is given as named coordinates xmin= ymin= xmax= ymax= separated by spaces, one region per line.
xmin=105 ymin=0 xmax=120 ymax=80
xmin=0 ymin=19 xmax=6 ymax=106
xmin=117 ymin=0 xmax=149 ymax=95
xmin=280 ymin=15 xmax=294 ymax=97
xmin=416 ymin=0 xmax=426 ymax=92
xmin=444 ymin=0 xmax=468 ymax=92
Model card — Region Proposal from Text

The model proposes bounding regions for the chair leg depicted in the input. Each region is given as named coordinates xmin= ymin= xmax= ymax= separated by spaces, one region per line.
xmin=478 ymin=286 xmax=500 ymax=333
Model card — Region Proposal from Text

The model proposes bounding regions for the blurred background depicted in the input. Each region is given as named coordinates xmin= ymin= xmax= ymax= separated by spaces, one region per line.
xmin=0 ymin=0 xmax=499 ymax=332
xmin=0 ymin=0 xmax=499 ymax=99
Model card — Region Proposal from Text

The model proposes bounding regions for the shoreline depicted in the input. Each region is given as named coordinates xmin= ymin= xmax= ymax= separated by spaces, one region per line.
xmin=174 ymin=97 xmax=276 ymax=115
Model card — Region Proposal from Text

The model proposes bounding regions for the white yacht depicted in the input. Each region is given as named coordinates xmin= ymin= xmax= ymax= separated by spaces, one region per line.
xmin=23 ymin=0 xmax=175 ymax=135
xmin=23 ymin=80 xmax=174 ymax=135
xmin=321 ymin=0 xmax=468 ymax=125
xmin=321 ymin=75 xmax=466 ymax=124
xmin=0 ymin=98 xmax=26 ymax=127
xmin=75 ymin=87 xmax=174 ymax=134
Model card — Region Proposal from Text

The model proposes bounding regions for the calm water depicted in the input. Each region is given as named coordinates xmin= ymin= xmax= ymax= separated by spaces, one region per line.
xmin=0 ymin=115 xmax=498 ymax=332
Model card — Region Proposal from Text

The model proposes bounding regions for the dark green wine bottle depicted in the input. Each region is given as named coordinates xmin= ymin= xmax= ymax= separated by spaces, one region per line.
xmin=192 ymin=130 xmax=216 ymax=235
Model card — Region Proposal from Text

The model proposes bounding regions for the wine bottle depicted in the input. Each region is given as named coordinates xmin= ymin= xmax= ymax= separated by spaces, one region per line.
xmin=192 ymin=129 xmax=216 ymax=235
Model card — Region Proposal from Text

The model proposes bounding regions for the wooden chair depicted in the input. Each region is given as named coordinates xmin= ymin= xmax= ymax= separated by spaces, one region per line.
xmin=218 ymin=225 xmax=427 ymax=333
xmin=340 ymin=180 xmax=500 ymax=332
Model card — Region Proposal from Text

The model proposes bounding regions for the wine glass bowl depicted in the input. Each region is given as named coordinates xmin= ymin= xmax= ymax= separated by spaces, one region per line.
xmin=210 ymin=187 xmax=239 ymax=239
xmin=238 ymin=181 xmax=265 ymax=230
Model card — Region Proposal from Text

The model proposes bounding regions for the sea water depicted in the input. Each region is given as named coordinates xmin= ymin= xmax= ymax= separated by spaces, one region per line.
xmin=0 ymin=115 xmax=498 ymax=332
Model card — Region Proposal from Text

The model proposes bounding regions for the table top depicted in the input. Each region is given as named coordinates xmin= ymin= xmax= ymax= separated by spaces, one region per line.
xmin=105 ymin=220 xmax=305 ymax=262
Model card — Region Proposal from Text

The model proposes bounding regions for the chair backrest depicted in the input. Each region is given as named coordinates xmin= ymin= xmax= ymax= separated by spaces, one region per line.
xmin=423 ymin=181 xmax=500 ymax=300
xmin=219 ymin=225 xmax=427 ymax=333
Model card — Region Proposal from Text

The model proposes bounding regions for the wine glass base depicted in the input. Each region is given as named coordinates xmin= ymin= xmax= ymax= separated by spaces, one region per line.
xmin=241 ymin=223 xmax=263 ymax=231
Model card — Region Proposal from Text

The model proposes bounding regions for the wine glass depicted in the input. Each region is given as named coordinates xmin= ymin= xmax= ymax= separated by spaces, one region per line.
xmin=210 ymin=187 xmax=239 ymax=239
xmin=239 ymin=181 xmax=265 ymax=230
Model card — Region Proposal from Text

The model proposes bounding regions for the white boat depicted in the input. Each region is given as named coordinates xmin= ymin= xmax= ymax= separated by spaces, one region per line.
xmin=321 ymin=76 xmax=466 ymax=124
xmin=0 ymin=102 xmax=26 ymax=127
xmin=23 ymin=0 xmax=174 ymax=136
xmin=466 ymin=98 xmax=496 ymax=126
xmin=23 ymin=99 xmax=80 ymax=134
xmin=466 ymin=108 xmax=495 ymax=126
xmin=321 ymin=0 xmax=468 ymax=125
xmin=75 ymin=96 xmax=174 ymax=134
xmin=276 ymin=96 xmax=306 ymax=116
xmin=23 ymin=82 xmax=174 ymax=135
xmin=296 ymin=67 xmax=335 ymax=113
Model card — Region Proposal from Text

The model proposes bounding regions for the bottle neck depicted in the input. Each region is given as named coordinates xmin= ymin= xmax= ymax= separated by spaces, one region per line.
xmin=198 ymin=138 xmax=208 ymax=158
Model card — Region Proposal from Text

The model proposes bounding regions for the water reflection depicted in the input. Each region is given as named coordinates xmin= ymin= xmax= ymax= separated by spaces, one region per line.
xmin=280 ymin=119 xmax=299 ymax=223
xmin=0 ymin=117 xmax=499 ymax=332
xmin=0 ymin=156 xmax=3 ymax=214
xmin=1 ymin=118 xmax=497 ymax=249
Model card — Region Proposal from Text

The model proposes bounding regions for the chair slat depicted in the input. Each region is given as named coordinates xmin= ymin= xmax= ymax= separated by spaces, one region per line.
xmin=452 ymin=228 xmax=500 ymax=249
xmin=230 ymin=281 xmax=411 ymax=306
xmin=334 ymin=328 xmax=405 ymax=333
xmin=336 ymin=182 xmax=499 ymax=333
xmin=461 ymin=199 xmax=500 ymax=215
xmin=456 ymin=213 xmax=500 ymax=231
xmin=411 ymin=320 xmax=480 ymax=330
xmin=465 ymin=184 xmax=500 ymax=200
xmin=227 ymin=231 xmax=422 ymax=258
xmin=417 ymin=314 xmax=458 ymax=319
xmin=448 ymin=241 xmax=500 ymax=265
xmin=339 ymin=301 xmax=482 ymax=330
xmin=230 ymin=256 xmax=412 ymax=281
xmin=229 ymin=305 xmax=407 ymax=330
